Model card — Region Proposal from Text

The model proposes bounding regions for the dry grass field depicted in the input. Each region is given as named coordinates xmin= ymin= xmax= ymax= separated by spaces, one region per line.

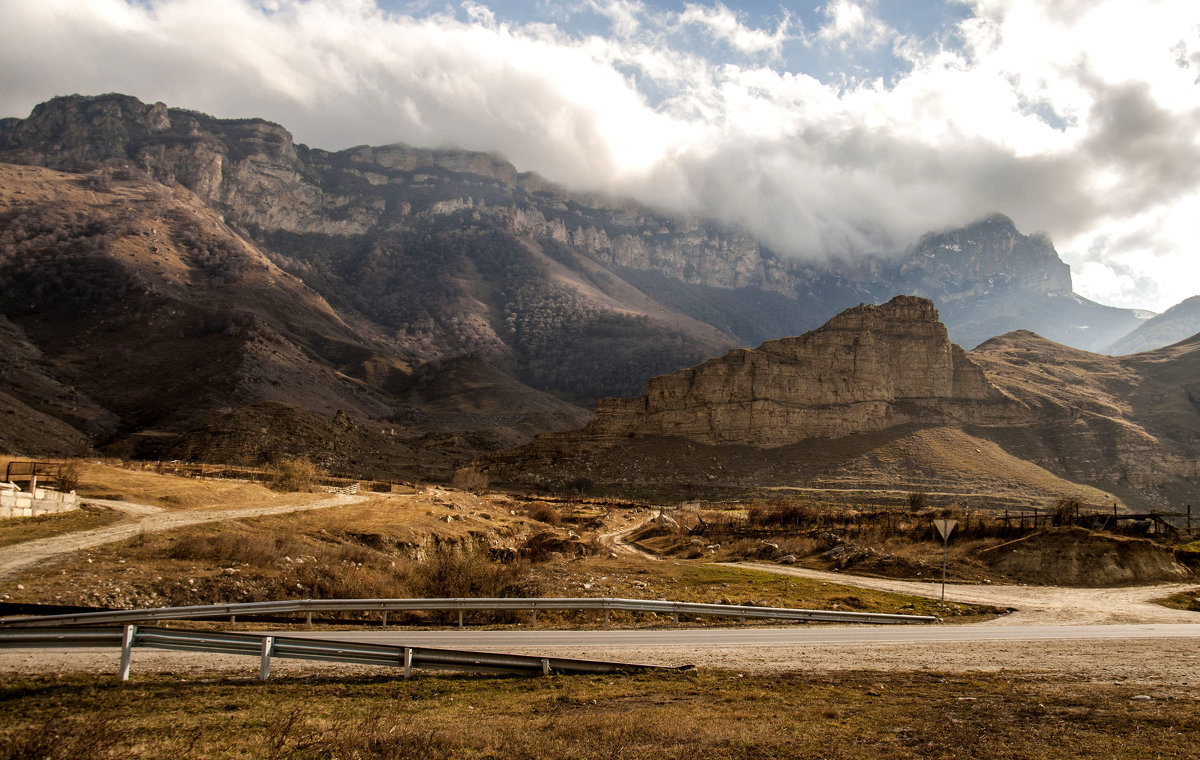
xmin=0 ymin=505 xmax=124 ymax=549
xmin=0 ymin=489 xmax=987 ymax=621
xmin=2 ymin=670 xmax=1198 ymax=760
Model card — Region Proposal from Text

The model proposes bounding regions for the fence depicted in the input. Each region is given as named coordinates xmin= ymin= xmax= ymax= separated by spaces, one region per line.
xmin=0 ymin=596 xmax=937 ymax=629
xmin=0 ymin=625 xmax=667 ymax=681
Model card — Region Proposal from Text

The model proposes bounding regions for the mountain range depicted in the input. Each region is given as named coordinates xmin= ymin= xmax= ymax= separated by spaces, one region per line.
xmin=0 ymin=94 xmax=1195 ymax=493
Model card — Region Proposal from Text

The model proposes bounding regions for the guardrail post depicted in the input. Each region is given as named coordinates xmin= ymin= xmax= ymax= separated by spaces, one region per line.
xmin=259 ymin=636 xmax=274 ymax=681
xmin=458 ymin=609 xmax=464 ymax=629
xmin=306 ymin=612 xmax=312 ymax=629
xmin=541 ymin=658 xmax=551 ymax=677
xmin=531 ymin=610 xmax=538 ymax=627
xmin=603 ymin=609 xmax=609 ymax=627
xmin=118 ymin=624 xmax=137 ymax=682
xmin=381 ymin=611 xmax=388 ymax=629
xmin=673 ymin=612 xmax=680 ymax=625
xmin=403 ymin=647 xmax=413 ymax=679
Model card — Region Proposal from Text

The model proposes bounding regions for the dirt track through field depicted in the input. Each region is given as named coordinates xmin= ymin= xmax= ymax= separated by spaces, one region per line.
xmin=725 ymin=562 xmax=1200 ymax=625
xmin=598 ymin=511 xmax=660 ymax=560
xmin=0 ymin=494 xmax=366 ymax=582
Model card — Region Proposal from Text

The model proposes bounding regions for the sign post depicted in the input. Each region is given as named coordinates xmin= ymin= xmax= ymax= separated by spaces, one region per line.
xmin=932 ymin=518 xmax=957 ymax=603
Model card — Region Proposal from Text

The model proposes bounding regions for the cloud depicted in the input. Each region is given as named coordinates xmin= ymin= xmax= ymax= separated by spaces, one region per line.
xmin=818 ymin=0 xmax=893 ymax=50
xmin=678 ymin=3 xmax=794 ymax=56
xmin=0 ymin=0 xmax=1198 ymax=310
xmin=588 ymin=0 xmax=645 ymax=38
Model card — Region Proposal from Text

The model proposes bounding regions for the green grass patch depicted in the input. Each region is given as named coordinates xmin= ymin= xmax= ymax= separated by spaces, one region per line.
xmin=1 ymin=670 xmax=1196 ymax=759
xmin=1154 ymin=587 xmax=1200 ymax=613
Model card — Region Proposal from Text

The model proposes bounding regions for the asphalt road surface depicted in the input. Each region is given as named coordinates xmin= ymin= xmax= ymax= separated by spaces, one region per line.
xmin=292 ymin=622 xmax=1200 ymax=649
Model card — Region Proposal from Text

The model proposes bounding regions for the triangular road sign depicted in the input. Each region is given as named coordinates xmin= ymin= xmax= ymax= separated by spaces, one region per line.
xmin=933 ymin=518 xmax=957 ymax=540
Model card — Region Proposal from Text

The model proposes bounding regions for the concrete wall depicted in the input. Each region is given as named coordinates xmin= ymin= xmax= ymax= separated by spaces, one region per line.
xmin=0 ymin=486 xmax=79 ymax=518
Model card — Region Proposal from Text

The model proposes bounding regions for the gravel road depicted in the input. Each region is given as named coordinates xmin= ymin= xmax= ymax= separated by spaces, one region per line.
xmin=725 ymin=562 xmax=1200 ymax=625
xmin=0 ymin=493 xmax=366 ymax=582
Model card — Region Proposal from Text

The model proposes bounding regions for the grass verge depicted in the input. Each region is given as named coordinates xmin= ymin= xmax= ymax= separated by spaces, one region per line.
xmin=536 ymin=557 xmax=1003 ymax=623
xmin=1 ymin=670 xmax=1197 ymax=759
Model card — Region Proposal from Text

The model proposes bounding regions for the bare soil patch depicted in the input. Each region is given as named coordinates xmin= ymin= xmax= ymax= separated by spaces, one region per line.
xmin=980 ymin=526 xmax=1192 ymax=585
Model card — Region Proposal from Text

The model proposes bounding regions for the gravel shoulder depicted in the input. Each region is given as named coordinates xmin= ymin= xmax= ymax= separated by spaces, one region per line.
xmin=4 ymin=635 xmax=1198 ymax=685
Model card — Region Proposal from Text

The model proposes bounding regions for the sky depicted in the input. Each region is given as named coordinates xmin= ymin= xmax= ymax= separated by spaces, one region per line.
xmin=1 ymin=1 xmax=1198 ymax=312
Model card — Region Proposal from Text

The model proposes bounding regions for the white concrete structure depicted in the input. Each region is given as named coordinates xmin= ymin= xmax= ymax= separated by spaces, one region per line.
xmin=0 ymin=481 xmax=79 ymax=518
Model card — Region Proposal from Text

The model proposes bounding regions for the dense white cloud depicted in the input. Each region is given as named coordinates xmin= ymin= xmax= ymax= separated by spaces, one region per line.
xmin=0 ymin=0 xmax=1197 ymax=311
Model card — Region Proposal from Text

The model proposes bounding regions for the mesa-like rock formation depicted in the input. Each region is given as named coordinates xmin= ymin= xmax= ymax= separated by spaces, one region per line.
xmin=483 ymin=296 xmax=1200 ymax=509
xmin=583 ymin=296 xmax=1012 ymax=446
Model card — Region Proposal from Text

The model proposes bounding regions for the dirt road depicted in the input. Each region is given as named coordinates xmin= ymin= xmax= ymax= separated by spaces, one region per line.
xmin=598 ymin=511 xmax=660 ymax=560
xmin=726 ymin=562 xmax=1200 ymax=625
xmin=0 ymin=494 xmax=366 ymax=582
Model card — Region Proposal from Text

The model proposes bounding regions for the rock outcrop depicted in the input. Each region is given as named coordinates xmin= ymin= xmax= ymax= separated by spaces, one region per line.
xmin=581 ymin=296 xmax=1011 ymax=446
xmin=484 ymin=297 xmax=1199 ymax=508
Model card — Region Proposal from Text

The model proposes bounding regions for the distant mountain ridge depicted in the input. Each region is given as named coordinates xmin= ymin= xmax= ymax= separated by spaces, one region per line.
xmin=1106 ymin=296 xmax=1200 ymax=355
xmin=0 ymin=93 xmax=1191 ymax=481
xmin=0 ymin=95 xmax=1154 ymax=364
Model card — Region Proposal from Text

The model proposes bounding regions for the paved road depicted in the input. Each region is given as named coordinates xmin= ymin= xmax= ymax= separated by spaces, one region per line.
xmin=291 ymin=622 xmax=1200 ymax=649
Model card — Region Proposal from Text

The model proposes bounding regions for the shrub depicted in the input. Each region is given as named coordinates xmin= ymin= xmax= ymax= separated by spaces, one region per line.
xmin=528 ymin=503 xmax=562 ymax=526
xmin=405 ymin=543 xmax=537 ymax=601
xmin=56 ymin=461 xmax=82 ymax=492
xmin=1052 ymin=497 xmax=1083 ymax=526
xmin=450 ymin=466 xmax=488 ymax=494
xmin=747 ymin=502 xmax=814 ymax=529
xmin=907 ymin=492 xmax=929 ymax=512
xmin=267 ymin=457 xmax=317 ymax=492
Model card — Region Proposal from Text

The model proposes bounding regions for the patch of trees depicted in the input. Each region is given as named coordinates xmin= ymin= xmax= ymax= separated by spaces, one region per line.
xmin=253 ymin=224 xmax=716 ymax=401
xmin=0 ymin=204 xmax=138 ymax=315
xmin=170 ymin=213 xmax=251 ymax=284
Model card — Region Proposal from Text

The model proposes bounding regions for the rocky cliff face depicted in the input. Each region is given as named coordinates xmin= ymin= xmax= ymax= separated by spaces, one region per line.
xmin=484 ymin=297 xmax=1199 ymax=508
xmin=583 ymin=296 xmax=1011 ymax=446
xmin=0 ymin=162 xmax=588 ymax=474
xmin=899 ymin=215 xmax=1072 ymax=299
xmin=0 ymin=94 xmax=1148 ymax=376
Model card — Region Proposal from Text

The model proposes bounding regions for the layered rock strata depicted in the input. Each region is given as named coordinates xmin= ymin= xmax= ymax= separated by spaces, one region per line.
xmin=580 ymin=296 xmax=1012 ymax=446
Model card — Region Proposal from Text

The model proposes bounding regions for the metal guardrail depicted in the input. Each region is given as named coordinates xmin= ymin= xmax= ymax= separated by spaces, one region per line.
xmin=0 ymin=597 xmax=936 ymax=628
xmin=0 ymin=625 xmax=668 ymax=681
